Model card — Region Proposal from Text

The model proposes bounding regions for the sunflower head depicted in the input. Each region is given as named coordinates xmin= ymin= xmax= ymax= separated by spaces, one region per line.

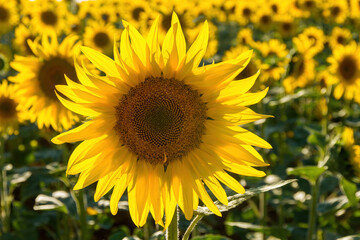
xmin=0 ymin=80 xmax=28 ymax=136
xmin=52 ymin=13 xmax=270 ymax=228
xmin=10 ymin=32 xmax=81 ymax=132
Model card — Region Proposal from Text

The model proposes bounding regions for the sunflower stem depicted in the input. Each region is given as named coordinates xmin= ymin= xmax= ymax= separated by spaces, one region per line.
xmin=307 ymin=177 xmax=320 ymax=240
xmin=167 ymin=206 xmax=179 ymax=240
xmin=182 ymin=214 xmax=203 ymax=240
xmin=75 ymin=189 xmax=88 ymax=240
xmin=0 ymin=135 xmax=10 ymax=234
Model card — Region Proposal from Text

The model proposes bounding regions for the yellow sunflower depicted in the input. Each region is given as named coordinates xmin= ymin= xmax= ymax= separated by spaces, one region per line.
xmin=255 ymin=39 xmax=289 ymax=83
xmin=0 ymin=0 xmax=18 ymax=34
xmin=350 ymin=145 xmax=360 ymax=178
xmin=9 ymin=33 xmax=81 ymax=132
xmin=13 ymin=24 xmax=37 ymax=55
xmin=283 ymin=35 xmax=316 ymax=93
xmin=327 ymin=42 xmax=360 ymax=102
xmin=252 ymin=8 xmax=274 ymax=32
xmin=275 ymin=15 xmax=298 ymax=39
xmin=122 ymin=0 xmax=153 ymax=29
xmin=30 ymin=0 xmax=68 ymax=34
xmin=187 ymin=21 xmax=218 ymax=59
xmin=234 ymin=1 xmax=256 ymax=25
xmin=237 ymin=28 xmax=255 ymax=46
xmin=0 ymin=80 xmax=27 ymax=136
xmin=52 ymin=13 xmax=271 ymax=228
xmin=323 ymin=1 xmax=348 ymax=24
xmin=329 ymin=27 xmax=353 ymax=50
xmin=301 ymin=27 xmax=325 ymax=55
xmin=83 ymin=20 xmax=121 ymax=56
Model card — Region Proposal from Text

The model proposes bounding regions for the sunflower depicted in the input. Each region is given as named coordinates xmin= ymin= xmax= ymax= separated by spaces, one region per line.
xmin=83 ymin=20 xmax=121 ymax=56
xmin=255 ymin=39 xmax=289 ymax=83
xmin=30 ymin=0 xmax=68 ymax=34
xmin=0 ymin=0 xmax=18 ymax=34
xmin=0 ymin=80 xmax=27 ymax=136
xmin=52 ymin=13 xmax=271 ymax=228
xmin=350 ymin=145 xmax=360 ymax=178
xmin=328 ymin=27 xmax=352 ymax=50
xmin=283 ymin=35 xmax=316 ymax=93
xmin=9 ymin=33 xmax=81 ymax=132
xmin=275 ymin=15 xmax=298 ymax=39
xmin=234 ymin=1 xmax=255 ymax=26
xmin=341 ymin=127 xmax=360 ymax=179
xmin=301 ymin=27 xmax=325 ymax=55
xmin=64 ymin=13 xmax=83 ymax=35
xmin=323 ymin=1 xmax=348 ymax=24
xmin=327 ymin=42 xmax=360 ymax=102
xmin=252 ymin=8 xmax=274 ymax=32
xmin=13 ymin=24 xmax=37 ymax=55
xmin=91 ymin=2 xmax=119 ymax=24
xmin=237 ymin=28 xmax=255 ymax=46
xmin=122 ymin=0 xmax=153 ymax=29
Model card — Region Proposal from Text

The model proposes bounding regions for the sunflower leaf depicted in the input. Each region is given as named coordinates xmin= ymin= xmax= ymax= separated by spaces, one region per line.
xmin=194 ymin=179 xmax=296 ymax=216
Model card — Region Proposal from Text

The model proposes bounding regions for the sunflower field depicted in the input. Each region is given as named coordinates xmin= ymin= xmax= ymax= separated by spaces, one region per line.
xmin=1 ymin=0 xmax=360 ymax=239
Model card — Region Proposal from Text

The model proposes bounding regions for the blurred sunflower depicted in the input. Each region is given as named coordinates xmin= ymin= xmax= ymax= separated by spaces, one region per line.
xmin=329 ymin=27 xmax=352 ymax=50
xmin=302 ymin=27 xmax=325 ymax=55
xmin=10 ymin=33 xmax=81 ymax=132
xmin=91 ymin=2 xmax=119 ymax=24
xmin=64 ymin=13 xmax=83 ymax=35
xmin=340 ymin=127 xmax=360 ymax=180
xmin=123 ymin=0 xmax=153 ymax=29
xmin=234 ymin=1 xmax=255 ymax=25
xmin=31 ymin=0 xmax=68 ymax=34
xmin=350 ymin=145 xmax=360 ymax=178
xmin=283 ymin=35 xmax=316 ymax=93
xmin=52 ymin=13 xmax=271 ymax=228
xmin=255 ymin=39 xmax=289 ymax=83
xmin=13 ymin=24 xmax=37 ymax=55
xmin=252 ymin=8 xmax=274 ymax=32
xmin=276 ymin=15 xmax=298 ymax=39
xmin=0 ymin=80 xmax=27 ymax=136
xmin=327 ymin=42 xmax=360 ymax=102
xmin=323 ymin=1 xmax=348 ymax=24
xmin=237 ymin=28 xmax=254 ymax=46
xmin=83 ymin=20 xmax=121 ymax=56
xmin=0 ymin=0 xmax=18 ymax=34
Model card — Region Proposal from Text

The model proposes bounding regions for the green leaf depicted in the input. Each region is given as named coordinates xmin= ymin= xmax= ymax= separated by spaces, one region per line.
xmin=225 ymin=222 xmax=290 ymax=239
xmin=287 ymin=166 xmax=326 ymax=184
xmin=33 ymin=193 xmax=68 ymax=214
xmin=317 ymin=195 xmax=348 ymax=215
xmin=340 ymin=177 xmax=358 ymax=207
xmin=194 ymin=179 xmax=296 ymax=216
xmin=192 ymin=234 xmax=231 ymax=240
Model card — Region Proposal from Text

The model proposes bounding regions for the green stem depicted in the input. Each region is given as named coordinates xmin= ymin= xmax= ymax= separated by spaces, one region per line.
xmin=167 ymin=206 xmax=179 ymax=240
xmin=182 ymin=214 xmax=203 ymax=240
xmin=74 ymin=189 xmax=88 ymax=240
xmin=259 ymin=192 xmax=267 ymax=240
xmin=0 ymin=136 xmax=10 ymax=233
xmin=307 ymin=177 xmax=320 ymax=240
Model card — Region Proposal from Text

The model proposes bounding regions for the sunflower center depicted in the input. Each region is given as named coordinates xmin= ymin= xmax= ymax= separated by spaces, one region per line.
xmin=0 ymin=6 xmax=9 ymax=22
xmin=115 ymin=77 xmax=207 ymax=165
xmin=0 ymin=97 xmax=17 ymax=119
xmin=339 ymin=56 xmax=357 ymax=82
xmin=243 ymin=8 xmax=251 ymax=17
xmin=304 ymin=0 xmax=315 ymax=9
xmin=38 ymin=57 xmax=77 ymax=100
xmin=260 ymin=15 xmax=271 ymax=25
xmin=331 ymin=6 xmax=340 ymax=17
xmin=93 ymin=32 xmax=110 ymax=48
xmin=132 ymin=7 xmax=145 ymax=21
xmin=282 ymin=22 xmax=292 ymax=32
xmin=271 ymin=4 xmax=278 ymax=13
xmin=337 ymin=36 xmax=345 ymax=44
xmin=41 ymin=10 xmax=58 ymax=26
